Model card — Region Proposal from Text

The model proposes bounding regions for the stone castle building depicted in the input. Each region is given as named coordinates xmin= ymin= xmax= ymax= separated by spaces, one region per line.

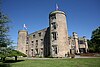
xmin=17 ymin=9 xmax=88 ymax=57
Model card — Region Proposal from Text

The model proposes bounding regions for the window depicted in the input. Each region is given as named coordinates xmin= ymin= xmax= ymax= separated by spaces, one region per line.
xmin=41 ymin=48 xmax=43 ymax=50
xmin=26 ymin=37 xmax=29 ymax=41
xmin=50 ymin=14 xmax=56 ymax=19
xmin=36 ymin=40 xmax=38 ymax=42
xmin=31 ymin=49 xmax=33 ymax=57
xmin=36 ymin=40 xmax=38 ymax=45
xmin=53 ymin=45 xmax=57 ymax=54
xmin=79 ymin=40 xmax=84 ymax=44
xmin=55 ymin=47 xmax=57 ymax=54
xmin=31 ymin=41 xmax=34 ymax=43
xmin=36 ymin=49 xmax=38 ymax=54
xmin=31 ymin=49 xmax=33 ymax=51
xmin=72 ymin=40 xmax=75 ymax=45
xmin=26 ymin=37 xmax=29 ymax=44
xmin=53 ymin=24 xmax=56 ymax=29
xmin=36 ymin=45 xmax=38 ymax=48
xmin=31 ymin=44 xmax=34 ymax=47
xmin=38 ymin=32 xmax=41 ymax=36
xmin=41 ymin=39 xmax=43 ymax=45
xmin=51 ymin=22 xmax=56 ymax=29
xmin=33 ymin=35 xmax=35 ymax=38
xmin=26 ymin=42 xmax=28 ymax=44
xmin=52 ymin=32 xmax=57 ymax=40
xmin=41 ymin=39 xmax=43 ymax=41
xmin=51 ymin=16 xmax=56 ymax=19
xmin=26 ymin=50 xmax=28 ymax=54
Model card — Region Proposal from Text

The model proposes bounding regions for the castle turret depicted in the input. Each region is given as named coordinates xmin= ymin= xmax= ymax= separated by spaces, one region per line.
xmin=49 ymin=10 xmax=69 ymax=57
xmin=83 ymin=36 xmax=88 ymax=53
xmin=73 ymin=32 xmax=80 ymax=54
xmin=17 ymin=30 xmax=28 ymax=54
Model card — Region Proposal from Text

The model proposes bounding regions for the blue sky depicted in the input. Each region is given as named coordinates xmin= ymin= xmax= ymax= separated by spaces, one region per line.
xmin=2 ymin=0 xmax=100 ymax=46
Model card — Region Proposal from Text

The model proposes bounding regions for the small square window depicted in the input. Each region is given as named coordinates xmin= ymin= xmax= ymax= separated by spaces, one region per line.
xmin=41 ymin=39 xmax=43 ymax=41
xmin=36 ymin=40 xmax=38 ymax=45
xmin=26 ymin=42 xmax=28 ymax=44
xmin=26 ymin=37 xmax=29 ymax=41
xmin=50 ymin=14 xmax=56 ymax=19
xmin=33 ymin=35 xmax=35 ymax=38
xmin=31 ymin=49 xmax=33 ymax=51
xmin=36 ymin=40 xmax=38 ymax=42
xmin=51 ymin=22 xmax=56 ymax=29
xmin=38 ymin=32 xmax=41 ymax=36
xmin=31 ymin=41 xmax=34 ymax=43
xmin=79 ymin=40 xmax=84 ymax=44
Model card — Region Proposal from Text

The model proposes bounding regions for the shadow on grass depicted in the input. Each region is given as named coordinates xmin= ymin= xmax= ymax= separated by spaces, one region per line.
xmin=0 ymin=63 xmax=11 ymax=67
xmin=3 ymin=60 xmax=25 ymax=63
xmin=0 ymin=60 xmax=25 ymax=67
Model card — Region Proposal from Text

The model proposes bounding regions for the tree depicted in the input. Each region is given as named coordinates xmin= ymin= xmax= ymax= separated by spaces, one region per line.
xmin=91 ymin=26 xmax=100 ymax=52
xmin=0 ymin=48 xmax=27 ymax=61
xmin=0 ymin=11 xmax=26 ymax=62
xmin=0 ymin=12 xmax=12 ymax=47
xmin=8 ymin=50 xmax=27 ymax=61
xmin=88 ymin=26 xmax=100 ymax=53
xmin=87 ymin=39 xmax=95 ymax=53
xmin=0 ymin=47 xmax=12 ymax=61
xmin=0 ymin=12 xmax=13 ymax=61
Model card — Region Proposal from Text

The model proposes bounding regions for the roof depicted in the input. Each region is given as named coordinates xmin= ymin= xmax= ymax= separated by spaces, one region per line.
xmin=28 ymin=27 xmax=48 ymax=36
xmin=49 ymin=10 xmax=65 ymax=15
xmin=78 ymin=37 xmax=85 ymax=40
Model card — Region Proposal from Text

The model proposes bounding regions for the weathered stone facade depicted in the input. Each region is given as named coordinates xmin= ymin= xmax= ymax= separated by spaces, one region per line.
xmin=68 ymin=32 xmax=88 ymax=54
xmin=17 ymin=30 xmax=28 ymax=54
xmin=49 ymin=11 xmax=69 ymax=57
xmin=17 ymin=10 xmax=88 ymax=57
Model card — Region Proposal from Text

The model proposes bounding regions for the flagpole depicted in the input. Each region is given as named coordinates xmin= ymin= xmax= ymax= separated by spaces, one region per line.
xmin=56 ymin=3 xmax=59 ymax=10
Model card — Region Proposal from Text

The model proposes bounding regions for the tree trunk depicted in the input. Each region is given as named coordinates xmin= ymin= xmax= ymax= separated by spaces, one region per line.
xmin=1 ymin=57 xmax=6 ymax=61
xmin=15 ymin=56 xmax=17 ymax=61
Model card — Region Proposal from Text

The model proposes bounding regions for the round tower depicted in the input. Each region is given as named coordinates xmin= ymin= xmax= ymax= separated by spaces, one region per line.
xmin=17 ymin=30 xmax=28 ymax=54
xmin=49 ymin=10 xmax=69 ymax=57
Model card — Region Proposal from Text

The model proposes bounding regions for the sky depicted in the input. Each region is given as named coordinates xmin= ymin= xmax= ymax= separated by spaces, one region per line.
xmin=2 ymin=0 xmax=100 ymax=46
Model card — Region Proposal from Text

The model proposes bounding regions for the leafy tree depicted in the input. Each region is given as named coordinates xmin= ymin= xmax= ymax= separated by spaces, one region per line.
xmin=0 ymin=48 xmax=27 ymax=61
xmin=0 ymin=12 xmax=13 ymax=61
xmin=87 ymin=39 xmax=95 ymax=53
xmin=0 ymin=12 xmax=12 ymax=47
xmin=0 ymin=11 xmax=26 ymax=62
xmin=88 ymin=26 xmax=100 ymax=53
xmin=91 ymin=26 xmax=100 ymax=52
xmin=8 ymin=50 xmax=27 ymax=61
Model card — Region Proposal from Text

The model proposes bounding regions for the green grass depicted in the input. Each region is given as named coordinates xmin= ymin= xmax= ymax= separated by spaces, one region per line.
xmin=0 ymin=58 xmax=100 ymax=67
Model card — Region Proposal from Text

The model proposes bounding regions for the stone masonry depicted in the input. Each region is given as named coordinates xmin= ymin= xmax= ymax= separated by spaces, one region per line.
xmin=17 ymin=10 xmax=88 ymax=57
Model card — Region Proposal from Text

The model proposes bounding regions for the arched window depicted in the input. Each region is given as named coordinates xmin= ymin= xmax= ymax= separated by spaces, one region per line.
xmin=52 ymin=32 xmax=57 ymax=40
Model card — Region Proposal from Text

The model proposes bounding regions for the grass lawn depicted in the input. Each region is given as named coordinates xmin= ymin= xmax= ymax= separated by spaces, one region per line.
xmin=0 ymin=58 xmax=100 ymax=67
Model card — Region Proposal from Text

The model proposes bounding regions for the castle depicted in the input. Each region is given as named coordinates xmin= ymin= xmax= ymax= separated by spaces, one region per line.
xmin=17 ymin=8 xmax=88 ymax=57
